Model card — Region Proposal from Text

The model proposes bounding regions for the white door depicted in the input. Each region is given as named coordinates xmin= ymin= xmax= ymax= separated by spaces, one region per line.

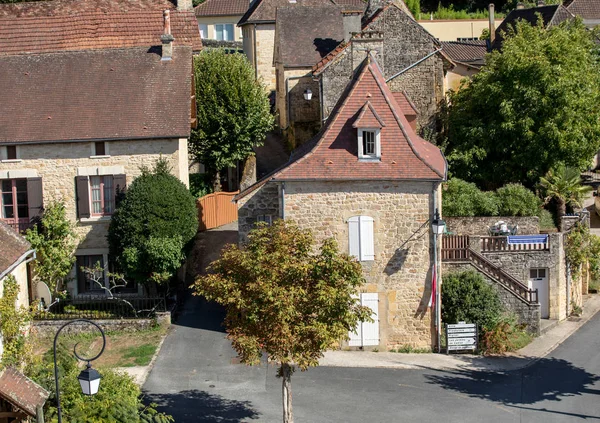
xmin=529 ymin=268 xmax=549 ymax=318
xmin=348 ymin=293 xmax=380 ymax=347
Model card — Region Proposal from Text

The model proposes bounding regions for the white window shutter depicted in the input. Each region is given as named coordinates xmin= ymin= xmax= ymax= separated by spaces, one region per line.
xmin=359 ymin=216 xmax=375 ymax=261
xmin=348 ymin=216 xmax=360 ymax=259
xmin=361 ymin=293 xmax=380 ymax=346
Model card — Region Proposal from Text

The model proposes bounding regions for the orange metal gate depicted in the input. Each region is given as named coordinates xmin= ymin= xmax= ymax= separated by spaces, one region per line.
xmin=197 ymin=191 xmax=239 ymax=231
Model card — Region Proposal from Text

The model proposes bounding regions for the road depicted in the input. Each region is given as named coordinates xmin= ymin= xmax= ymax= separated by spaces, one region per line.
xmin=144 ymin=294 xmax=600 ymax=423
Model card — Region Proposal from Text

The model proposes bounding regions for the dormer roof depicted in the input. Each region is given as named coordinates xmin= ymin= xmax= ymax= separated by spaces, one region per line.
xmin=353 ymin=101 xmax=386 ymax=128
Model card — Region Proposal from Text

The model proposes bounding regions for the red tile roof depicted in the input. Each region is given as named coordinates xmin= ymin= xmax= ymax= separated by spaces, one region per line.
xmin=352 ymin=101 xmax=386 ymax=128
xmin=0 ymin=10 xmax=202 ymax=55
xmin=0 ymin=222 xmax=31 ymax=276
xmin=312 ymin=41 xmax=349 ymax=74
xmin=238 ymin=54 xmax=445 ymax=198
xmin=0 ymin=0 xmax=176 ymax=17
xmin=0 ymin=367 xmax=49 ymax=417
xmin=0 ymin=46 xmax=192 ymax=144
xmin=392 ymin=91 xmax=418 ymax=117
xmin=195 ymin=0 xmax=248 ymax=17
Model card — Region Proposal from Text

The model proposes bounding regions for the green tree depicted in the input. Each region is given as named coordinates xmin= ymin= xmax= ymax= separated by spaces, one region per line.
xmin=108 ymin=159 xmax=198 ymax=287
xmin=192 ymin=220 xmax=372 ymax=423
xmin=406 ymin=0 xmax=421 ymax=18
xmin=495 ymin=183 xmax=541 ymax=216
xmin=25 ymin=201 xmax=77 ymax=294
xmin=445 ymin=19 xmax=600 ymax=189
xmin=190 ymin=49 xmax=273 ymax=190
xmin=539 ymin=165 xmax=593 ymax=221
xmin=442 ymin=178 xmax=499 ymax=216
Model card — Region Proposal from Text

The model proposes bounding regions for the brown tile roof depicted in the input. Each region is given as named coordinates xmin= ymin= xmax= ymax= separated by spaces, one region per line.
xmin=392 ymin=91 xmax=418 ymax=117
xmin=0 ymin=0 xmax=176 ymax=17
xmin=568 ymin=0 xmax=600 ymax=19
xmin=0 ymin=367 xmax=49 ymax=417
xmin=0 ymin=222 xmax=31 ymax=276
xmin=352 ymin=101 xmax=386 ymax=128
xmin=0 ymin=46 xmax=192 ymax=144
xmin=441 ymin=40 xmax=487 ymax=67
xmin=0 ymin=10 xmax=202 ymax=55
xmin=237 ymin=54 xmax=445 ymax=198
xmin=239 ymin=0 xmax=365 ymax=25
xmin=312 ymin=41 xmax=349 ymax=74
xmin=276 ymin=6 xmax=345 ymax=67
xmin=195 ymin=0 xmax=248 ymax=16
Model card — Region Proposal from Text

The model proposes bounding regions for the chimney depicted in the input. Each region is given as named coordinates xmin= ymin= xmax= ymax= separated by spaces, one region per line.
xmin=516 ymin=2 xmax=525 ymax=8
xmin=177 ymin=0 xmax=193 ymax=10
xmin=536 ymin=0 xmax=545 ymax=5
xmin=161 ymin=10 xmax=174 ymax=61
xmin=488 ymin=3 xmax=495 ymax=44
xmin=343 ymin=11 xmax=362 ymax=42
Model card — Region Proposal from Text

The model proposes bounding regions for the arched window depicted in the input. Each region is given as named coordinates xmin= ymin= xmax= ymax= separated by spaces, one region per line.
xmin=348 ymin=215 xmax=375 ymax=261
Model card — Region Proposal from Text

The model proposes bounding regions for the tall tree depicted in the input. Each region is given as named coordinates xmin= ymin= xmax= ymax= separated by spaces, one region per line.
xmin=445 ymin=19 xmax=600 ymax=189
xmin=190 ymin=49 xmax=273 ymax=191
xmin=192 ymin=220 xmax=372 ymax=423
xmin=539 ymin=165 xmax=592 ymax=221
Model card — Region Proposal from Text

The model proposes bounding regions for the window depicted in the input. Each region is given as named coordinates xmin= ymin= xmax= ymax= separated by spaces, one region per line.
xmin=77 ymin=255 xmax=105 ymax=293
xmin=348 ymin=216 xmax=375 ymax=261
xmin=216 ymin=24 xmax=234 ymax=41
xmin=256 ymin=215 xmax=273 ymax=226
xmin=90 ymin=176 xmax=114 ymax=216
xmin=530 ymin=268 xmax=546 ymax=279
xmin=357 ymin=129 xmax=381 ymax=160
xmin=199 ymin=24 xmax=208 ymax=39
xmin=1 ymin=179 xmax=28 ymax=228
xmin=93 ymin=142 xmax=106 ymax=156
xmin=6 ymin=146 xmax=17 ymax=160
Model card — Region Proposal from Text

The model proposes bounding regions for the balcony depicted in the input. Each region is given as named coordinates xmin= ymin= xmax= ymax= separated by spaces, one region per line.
xmin=1 ymin=218 xmax=34 ymax=234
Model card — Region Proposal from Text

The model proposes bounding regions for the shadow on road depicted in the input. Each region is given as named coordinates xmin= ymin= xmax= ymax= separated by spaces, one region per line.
xmin=425 ymin=357 xmax=600 ymax=418
xmin=145 ymin=389 xmax=260 ymax=423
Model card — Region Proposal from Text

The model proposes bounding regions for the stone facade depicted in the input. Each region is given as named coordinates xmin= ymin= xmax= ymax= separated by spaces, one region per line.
xmin=31 ymin=315 xmax=168 ymax=337
xmin=243 ymin=24 xmax=277 ymax=91
xmin=238 ymin=180 xmax=441 ymax=349
xmin=445 ymin=216 xmax=540 ymax=236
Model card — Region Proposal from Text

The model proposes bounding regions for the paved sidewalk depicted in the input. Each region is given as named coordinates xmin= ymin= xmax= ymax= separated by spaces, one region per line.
xmin=320 ymin=294 xmax=600 ymax=372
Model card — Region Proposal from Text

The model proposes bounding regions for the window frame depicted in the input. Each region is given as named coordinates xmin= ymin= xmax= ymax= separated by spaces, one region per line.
xmin=199 ymin=23 xmax=208 ymax=39
xmin=1 ymin=178 xmax=29 ymax=222
xmin=91 ymin=141 xmax=109 ymax=158
xmin=90 ymin=175 xmax=115 ymax=217
xmin=76 ymin=254 xmax=106 ymax=294
xmin=357 ymin=128 xmax=381 ymax=161
xmin=1 ymin=145 xmax=20 ymax=162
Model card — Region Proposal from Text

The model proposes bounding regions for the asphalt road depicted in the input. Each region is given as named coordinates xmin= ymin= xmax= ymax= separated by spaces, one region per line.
xmin=144 ymin=295 xmax=600 ymax=423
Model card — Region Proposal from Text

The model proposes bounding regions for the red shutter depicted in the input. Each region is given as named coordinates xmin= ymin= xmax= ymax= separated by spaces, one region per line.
xmin=76 ymin=176 xmax=90 ymax=218
xmin=26 ymin=177 xmax=43 ymax=221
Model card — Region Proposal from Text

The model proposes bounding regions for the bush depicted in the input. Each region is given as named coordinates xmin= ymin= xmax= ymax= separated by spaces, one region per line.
xmin=189 ymin=173 xmax=213 ymax=198
xmin=108 ymin=159 xmax=198 ymax=286
xmin=441 ymin=270 xmax=503 ymax=331
xmin=538 ymin=208 xmax=556 ymax=231
xmin=479 ymin=314 xmax=529 ymax=355
xmin=495 ymin=183 xmax=541 ymax=216
xmin=443 ymin=179 xmax=499 ymax=216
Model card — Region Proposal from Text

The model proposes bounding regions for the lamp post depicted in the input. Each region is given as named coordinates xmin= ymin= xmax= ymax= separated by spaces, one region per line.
xmin=53 ymin=319 xmax=106 ymax=423
xmin=431 ymin=208 xmax=445 ymax=353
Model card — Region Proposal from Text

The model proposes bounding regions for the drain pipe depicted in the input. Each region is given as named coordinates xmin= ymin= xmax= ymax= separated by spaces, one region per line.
xmin=281 ymin=182 xmax=286 ymax=220
xmin=432 ymin=184 xmax=441 ymax=353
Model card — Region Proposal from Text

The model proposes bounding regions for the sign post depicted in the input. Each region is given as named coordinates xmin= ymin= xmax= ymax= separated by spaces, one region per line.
xmin=445 ymin=322 xmax=477 ymax=354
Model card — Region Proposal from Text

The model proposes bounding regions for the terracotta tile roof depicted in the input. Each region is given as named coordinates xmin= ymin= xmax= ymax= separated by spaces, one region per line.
xmin=239 ymin=0 xmax=365 ymax=25
xmin=312 ymin=41 xmax=349 ymax=74
xmin=0 ymin=222 xmax=31 ymax=276
xmin=195 ymin=0 xmax=248 ymax=16
xmin=0 ymin=0 xmax=176 ymax=17
xmin=568 ymin=0 xmax=600 ymax=19
xmin=0 ymin=10 xmax=202 ymax=55
xmin=276 ymin=6 xmax=345 ymax=67
xmin=352 ymin=101 xmax=386 ymax=127
xmin=0 ymin=368 xmax=49 ymax=417
xmin=440 ymin=40 xmax=487 ymax=67
xmin=237 ymin=54 xmax=445 ymax=198
xmin=0 ymin=46 xmax=192 ymax=144
xmin=391 ymin=91 xmax=418 ymax=117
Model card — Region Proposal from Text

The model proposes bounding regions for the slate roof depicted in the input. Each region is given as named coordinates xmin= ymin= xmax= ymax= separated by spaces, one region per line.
xmin=195 ymin=0 xmax=248 ymax=17
xmin=237 ymin=54 xmax=445 ymax=198
xmin=276 ymin=6 xmax=345 ymax=67
xmin=441 ymin=40 xmax=487 ymax=67
xmin=238 ymin=0 xmax=365 ymax=25
xmin=0 ymin=367 xmax=49 ymax=417
xmin=0 ymin=46 xmax=192 ymax=144
xmin=0 ymin=222 xmax=31 ymax=277
xmin=568 ymin=0 xmax=600 ymax=20
xmin=0 ymin=10 xmax=202 ymax=55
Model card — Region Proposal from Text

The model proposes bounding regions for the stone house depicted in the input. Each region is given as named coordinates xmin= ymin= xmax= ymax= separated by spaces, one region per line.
xmin=195 ymin=0 xmax=247 ymax=42
xmin=439 ymin=40 xmax=486 ymax=93
xmin=236 ymin=54 xmax=447 ymax=350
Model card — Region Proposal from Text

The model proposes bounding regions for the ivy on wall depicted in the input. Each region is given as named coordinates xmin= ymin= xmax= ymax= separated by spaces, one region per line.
xmin=0 ymin=275 xmax=32 ymax=368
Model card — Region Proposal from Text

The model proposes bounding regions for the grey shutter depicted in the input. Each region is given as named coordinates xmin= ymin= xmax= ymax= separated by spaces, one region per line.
xmin=76 ymin=176 xmax=90 ymax=218
xmin=113 ymin=174 xmax=127 ymax=205
xmin=27 ymin=177 xmax=43 ymax=221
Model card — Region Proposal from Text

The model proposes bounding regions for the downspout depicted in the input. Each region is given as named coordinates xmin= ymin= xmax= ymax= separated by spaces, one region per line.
xmin=319 ymin=77 xmax=325 ymax=123
xmin=253 ymin=24 xmax=258 ymax=80
xmin=281 ymin=182 xmax=286 ymax=220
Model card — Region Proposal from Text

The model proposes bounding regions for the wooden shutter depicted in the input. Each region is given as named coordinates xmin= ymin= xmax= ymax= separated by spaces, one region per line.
xmin=348 ymin=216 xmax=360 ymax=259
xmin=26 ymin=177 xmax=43 ymax=221
xmin=76 ymin=176 xmax=90 ymax=218
xmin=348 ymin=293 xmax=363 ymax=346
xmin=361 ymin=293 xmax=380 ymax=346
xmin=112 ymin=174 xmax=127 ymax=205
xmin=359 ymin=216 xmax=375 ymax=261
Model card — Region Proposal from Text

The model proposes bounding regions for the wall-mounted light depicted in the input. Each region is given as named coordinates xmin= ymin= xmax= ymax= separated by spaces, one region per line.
xmin=304 ymin=89 xmax=312 ymax=101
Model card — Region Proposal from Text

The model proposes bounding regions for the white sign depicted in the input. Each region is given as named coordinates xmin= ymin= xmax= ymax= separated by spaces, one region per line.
xmin=448 ymin=344 xmax=476 ymax=351
xmin=448 ymin=337 xmax=476 ymax=346
xmin=446 ymin=322 xmax=478 ymax=354
xmin=447 ymin=328 xmax=477 ymax=334
xmin=447 ymin=331 xmax=476 ymax=339
xmin=447 ymin=323 xmax=476 ymax=329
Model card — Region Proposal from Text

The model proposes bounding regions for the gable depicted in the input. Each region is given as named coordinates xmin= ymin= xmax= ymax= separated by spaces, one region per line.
xmin=239 ymin=0 xmax=365 ymax=25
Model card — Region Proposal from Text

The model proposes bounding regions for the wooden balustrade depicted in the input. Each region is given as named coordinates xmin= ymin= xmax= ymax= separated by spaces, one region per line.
xmin=481 ymin=236 xmax=549 ymax=252
xmin=441 ymin=235 xmax=470 ymax=261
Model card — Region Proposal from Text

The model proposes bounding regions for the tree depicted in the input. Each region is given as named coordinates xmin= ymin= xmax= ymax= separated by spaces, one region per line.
xmin=26 ymin=201 xmax=77 ymax=295
xmin=190 ymin=49 xmax=273 ymax=190
xmin=192 ymin=220 xmax=372 ymax=423
xmin=445 ymin=19 xmax=600 ymax=189
xmin=539 ymin=165 xmax=592 ymax=221
xmin=108 ymin=159 xmax=198 ymax=287
xmin=405 ymin=0 xmax=421 ymax=18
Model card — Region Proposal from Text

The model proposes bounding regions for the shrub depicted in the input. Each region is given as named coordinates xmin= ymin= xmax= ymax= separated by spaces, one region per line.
xmin=443 ymin=179 xmax=499 ymax=216
xmin=495 ymin=183 xmax=541 ymax=216
xmin=441 ymin=270 xmax=503 ymax=331
xmin=538 ymin=209 xmax=556 ymax=231
xmin=479 ymin=314 xmax=529 ymax=355
xmin=189 ymin=173 xmax=213 ymax=198
xmin=108 ymin=159 xmax=198 ymax=286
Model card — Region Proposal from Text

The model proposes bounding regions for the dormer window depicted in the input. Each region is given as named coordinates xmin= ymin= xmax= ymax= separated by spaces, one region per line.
xmin=353 ymin=101 xmax=385 ymax=161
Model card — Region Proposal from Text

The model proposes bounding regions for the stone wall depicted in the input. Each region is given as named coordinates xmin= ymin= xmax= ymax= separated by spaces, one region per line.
xmin=31 ymin=316 xmax=166 ymax=337
xmin=237 ymin=182 xmax=281 ymax=243
xmin=282 ymin=180 xmax=438 ymax=349
xmin=255 ymin=24 xmax=276 ymax=91
xmin=443 ymin=262 xmax=541 ymax=335
xmin=445 ymin=216 xmax=540 ymax=236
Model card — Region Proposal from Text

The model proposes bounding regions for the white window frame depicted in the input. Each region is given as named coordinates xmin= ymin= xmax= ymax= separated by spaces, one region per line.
xmin=215 ymin=24 xmax=234 ymax=41
xmin=199 ymin=24 xmax=208 ymax=39
xmin=0 ymin=145 xmax=21 ymax=163
xmin=348 ymin=215 xmax=375 ymax=261
xmin=357 ymin=128 xmax=381 ymax=161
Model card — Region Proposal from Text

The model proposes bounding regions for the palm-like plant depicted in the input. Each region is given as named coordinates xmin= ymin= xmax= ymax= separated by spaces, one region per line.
xmin=539 ymin=165 xmax=592 ymax=220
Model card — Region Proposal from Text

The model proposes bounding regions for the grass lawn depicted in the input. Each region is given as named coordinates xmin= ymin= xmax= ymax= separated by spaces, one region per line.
xmin=31 ymin=325 xmax=168 ymax=368
xmin=510 ymin=330 xmax=533 ymax=351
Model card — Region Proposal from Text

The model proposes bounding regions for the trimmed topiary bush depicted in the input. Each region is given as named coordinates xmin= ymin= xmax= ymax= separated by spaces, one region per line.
xmin=495 ymin=183 xmax=541 ymax=216
xmin=108 ymin=159 xmax=198 ymax=286
xmin=442 ymin=178 xmax=499 ymax=217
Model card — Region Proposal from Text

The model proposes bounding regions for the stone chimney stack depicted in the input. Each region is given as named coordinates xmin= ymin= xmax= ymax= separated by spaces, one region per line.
xmin=161 ymin=10 xmax=174 ymax=61
xmin=342 ymin=11 xmax=362 ymax=42
xmin=177 ymin=0 xmax=193 ymax=11
xmin=516 ymin=2 xmax=525 ymax=9
xmin=488 ymin=3 xmax=495 ymax=44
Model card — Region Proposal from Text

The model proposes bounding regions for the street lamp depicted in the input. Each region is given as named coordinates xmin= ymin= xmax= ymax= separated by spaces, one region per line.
xmin=431 ymin=208 xmax=446 ymax=235
xmin=303 ymin=88 xmax=312 ymax=101
xmin=54 ymin=319 xmax=106 ymax=422
xmin=431 ymin=208 xmax=445 ymax=353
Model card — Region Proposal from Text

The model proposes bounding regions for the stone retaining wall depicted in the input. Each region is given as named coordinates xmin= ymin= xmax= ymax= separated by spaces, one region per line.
xmin=445 ymin=216 xmax=539 ymax=236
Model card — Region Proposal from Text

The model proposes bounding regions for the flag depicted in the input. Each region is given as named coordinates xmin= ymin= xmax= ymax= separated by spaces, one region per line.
xmin=428 ymin=264 xmax=437 ymax=309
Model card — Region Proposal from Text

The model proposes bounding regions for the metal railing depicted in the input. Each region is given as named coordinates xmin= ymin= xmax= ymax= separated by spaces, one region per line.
xmin=34 ymin=296 xmax=167 ymax=320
